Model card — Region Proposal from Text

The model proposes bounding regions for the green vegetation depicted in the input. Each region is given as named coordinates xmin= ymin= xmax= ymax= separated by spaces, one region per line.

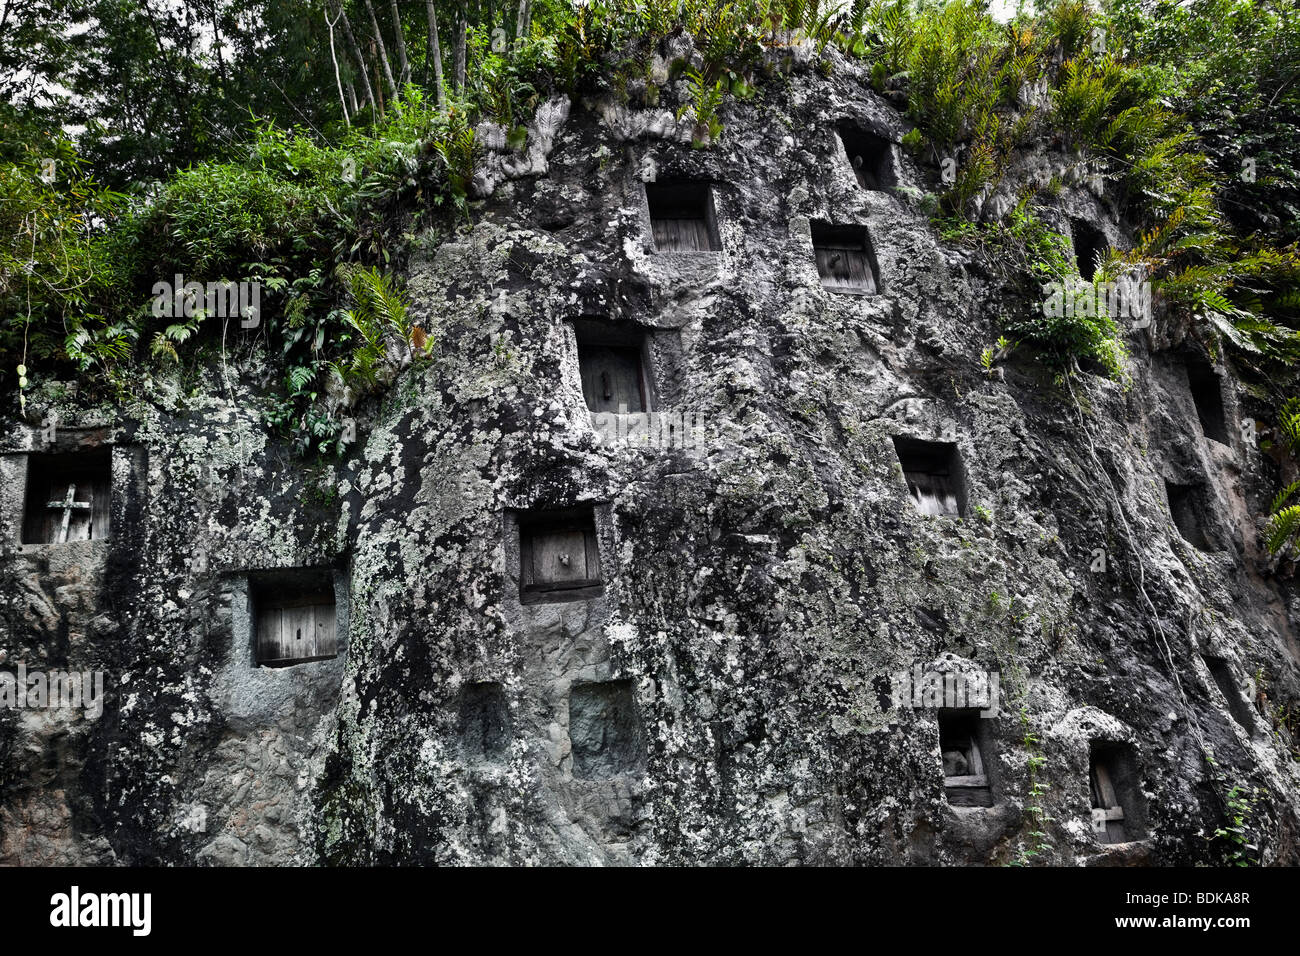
xmin=1204 ymin=749 xmax=1261 ymax=866
xmin=1265 ymin=397 xmax=1300 ymax=558
xmin=1214 ymin=783 xmax=1261 ymax=866
xmin=1011 ymin=704 xmax=1054 ymax=865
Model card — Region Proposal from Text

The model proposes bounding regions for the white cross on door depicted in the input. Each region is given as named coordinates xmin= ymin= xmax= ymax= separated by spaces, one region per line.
xmin=46 ymin=482 xmax=91 ymax=543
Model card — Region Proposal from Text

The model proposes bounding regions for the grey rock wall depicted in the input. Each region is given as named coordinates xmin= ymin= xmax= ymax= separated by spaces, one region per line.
xmin=1 ymin=55 xmax=1298 ymax=866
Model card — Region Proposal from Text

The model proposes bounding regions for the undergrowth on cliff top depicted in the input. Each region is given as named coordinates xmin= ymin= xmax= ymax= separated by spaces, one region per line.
xmin=3 ymin=0 xmax=1299 ymax=453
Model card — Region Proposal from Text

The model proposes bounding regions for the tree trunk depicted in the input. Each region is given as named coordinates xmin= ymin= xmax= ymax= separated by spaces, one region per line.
xmin=515 ymin=0 xmax=532 ymax=40
xmin=211 ymin=3 xmax=227 ymax=88
xmin=325 ymin=2 xmax=351 ymax=125
xmin=363 ymin=0 xmax=398 ymax=99
xmin=339 ymin=6 xmax=378 ymax=120
xmin=389 ymin=0 xmax=411 ymax=86
xmin=453 ymin=14 xmax=467 ymax=91
xmin=425 ymin=0 xmax=446 ymax=106
xmin=372 ymin=48 xmax=387 ymax=114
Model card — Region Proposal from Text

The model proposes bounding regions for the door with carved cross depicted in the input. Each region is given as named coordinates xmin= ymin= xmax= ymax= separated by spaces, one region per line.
xmin=22 ymin=453 xmax=111 ymax=544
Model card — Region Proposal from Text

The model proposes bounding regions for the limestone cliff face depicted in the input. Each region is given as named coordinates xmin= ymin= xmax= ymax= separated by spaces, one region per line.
xmin=2 ymin=57 xmax=1299 ymax=866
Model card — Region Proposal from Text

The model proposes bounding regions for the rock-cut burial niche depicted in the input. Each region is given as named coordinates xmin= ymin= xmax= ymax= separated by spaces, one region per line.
xmin=1202 ymin=655 xmax=1256 ymax=733
xmin=811 ymin=221 xmax=881 ymax=295
xmin=1164 ymin=480 xmax=1213 ymax=552
xmin=568 ymin=679 xmax=644 ymax=779
xmin=251 ymin=568 xmax=338 ymax=666
xmin=645 ymin=180 xmax=720 ymax=252
xmin=22 ymin=448 xmax=111 ymax=544
xmin=892 ymin=436 xmax=967 ymax=518
xmin=571 ymin=318 xmax=654 ymax=414
xmin=1185 ymin=356 xmax=1229 ymax=444
xmin=1071 ymin=218 xmax=1108 ymax=281
xmin=459 ymin=681 xmax=510 ymax=762
xmin=518 ymin=505 xmax=603 ymax=604
xmin=837 ymin=121 xmax=895 ymax=191
xmin=1089 ymin=741 xmax=1146 ymax=844
xmin=939 ymin=708 xmax=995 ymax=807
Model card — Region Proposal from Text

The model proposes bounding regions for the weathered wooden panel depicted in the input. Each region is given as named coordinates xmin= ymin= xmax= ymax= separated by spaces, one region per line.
xmin=814 ymin=243 xmax=877 ymax=293
xmin=905 ymin=471 xmax=961 ymax=517
xmin=256 ymin=591 xmax=336 ymax=664
xmin=314 ymin=604 xmax=337 ymax=658
xmin=284 ymin=604 xmax=314 ymax=657
xmin=1090 ymin=759 xmax=1129 ymax=842
xmin=89 ymin=475 xmax=111 ymax=540
xmin=1091 ymin=761 xmax=1118 ymax=808
xmin=940 ymin=710 xmax=993 ymax=806
xmin=531 ymin=529 xmax=591 ymax=584
xmin=519 ymin=509 xmax=604 ymax=603
xmin=256 ymin=605 xmax=285 ymax=663
xmin=578 ymin=344 xmax=645 ymax=413
xmin=894 ymin=438 xmax=964 ymax=518
xmin=652 ymin=217 xmax=712 ymax=252
xmin=646 ymin=181 xmax=717 ymax=252
xmin=23 ymin=457 xmax=111 ymax=544
xmin=945 ymin=780 xmax=995 ymax=808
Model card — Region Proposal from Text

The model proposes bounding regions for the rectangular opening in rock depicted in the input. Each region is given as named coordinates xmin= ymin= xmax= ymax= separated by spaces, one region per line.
xmin=1165 ymin=481 xmax=1212 ymax=551
xmin=1186 ymin=356 xmax=1229 ymax=444
xmin=1203 ymin=655 xmax=1256 ymax=732
xmin=518 ymin=506 xmax=603 ymax=604
xmin=939 ymin=708 xmax=994 ymax=807
xmin=1089 ymin=741 xmax=1145 ymax=844
xmin=459 ymin=681 xmax=510 ymax=762
xmin=251 ymin=569 xmax=338 ymax=666
xmin=572 ymin=319 xmax=652 ymax=414
xmin=646 ymin=181 xmax=719 ymax=252
xmin=811 ymin=221 xmax=880 ymax=294
xmin=837 ymin=122 xmax=894 ymax=191
xmin=1071 ymin=218 xmax=1108 ymax=281
xmin=892 ymin=436 xmax=966 ymax=517
xmin=22 ymin=448 xmax=112 ymax=544
xmin=569 ymin=679 xmax=643 ymax=778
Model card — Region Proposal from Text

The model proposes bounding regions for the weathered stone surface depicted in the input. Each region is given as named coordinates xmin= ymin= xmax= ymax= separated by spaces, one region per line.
xmin=1 ymin=55 xmax=1298 ymax=866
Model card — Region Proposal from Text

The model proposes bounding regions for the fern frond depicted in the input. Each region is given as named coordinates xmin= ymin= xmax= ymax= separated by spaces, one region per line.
xmin=1266 ymin=504 xmax=1300 ymax=556
xmin=1269 ymin=481 xmax=1300 ymax=515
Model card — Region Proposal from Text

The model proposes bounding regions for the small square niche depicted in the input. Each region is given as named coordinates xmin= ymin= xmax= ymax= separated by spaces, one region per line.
xmin=251 ymin=569 xmax=339 ymax=666
xmin=1165 ymin=481 xmax=1212 ymax=552
xmin=1089 ymin=742 xmax=1145 ymax=844
xmin=459 ymin=681 xmax=510 ymax=762
xmin=1186 ymin=357 xmax=1229 ymax=444
xmin=646 ymin=181 xmax=719 ymax=252
xmin=569 ymin=679 xmax=644 ymax=779
xmin=571 ymin=318 xmax=654 ymax=414
xmin=837 ymin=122 xmax=895 ymax=191
xmin=22 ymin=449 xmax=111 ymax=544
xmin=939 ymin=709 xmax=995 ymax=807
xmin=1071 ymin=218 xmax=1108 ymax=281
xmin=892 ymin=437 xmax=966 ymax=518
xmin=518 ymin=506 xmax=603 ymax=604
xmin=811 ymin=222 xmax=880 ymax=294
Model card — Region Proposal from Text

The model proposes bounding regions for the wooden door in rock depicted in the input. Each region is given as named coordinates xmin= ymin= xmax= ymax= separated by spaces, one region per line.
xmin=519 ymin=508 xmax=603 ymax=603
xmin=1090 ymin=758 xmax=1128 ymax=843
xmin=646 ymin=182 xmax=718 ymax=252
xmin=256 ymin=591 xmax=337 ymax=665
xmin=578 ymin=343 xmax=647 ymax=413
xmin=892 ymin=437 xmax=965 ymax=518
xmin=940 ymin=710 xmax=993 ymax=806
xmin=22 ymin=452 xmax=111 ymax=544
xmin=811 ymin=223 xmax=879 ymax=294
